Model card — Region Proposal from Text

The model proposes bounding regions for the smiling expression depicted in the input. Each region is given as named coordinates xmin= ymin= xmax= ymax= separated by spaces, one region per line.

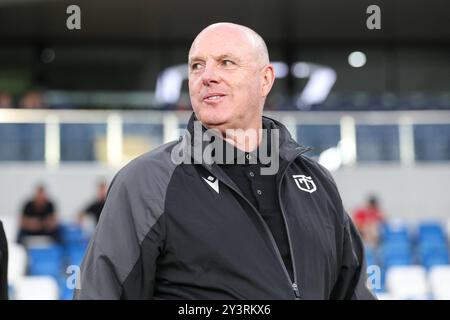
xmin=188 ymin=23 xmax=274 ymax=133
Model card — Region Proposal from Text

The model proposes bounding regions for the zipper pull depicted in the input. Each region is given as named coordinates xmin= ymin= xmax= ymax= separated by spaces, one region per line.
xmin=292 ymin=282 xmax=300 ymax=299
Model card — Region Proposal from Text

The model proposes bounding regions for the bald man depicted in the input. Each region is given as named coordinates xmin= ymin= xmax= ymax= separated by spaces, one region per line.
xmin=75 ymin=23 xmax=375 ymax=300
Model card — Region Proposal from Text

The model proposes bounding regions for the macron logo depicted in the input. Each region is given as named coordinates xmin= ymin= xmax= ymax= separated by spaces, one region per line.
xmin=202 ymin=175 xmax=219 ymax=194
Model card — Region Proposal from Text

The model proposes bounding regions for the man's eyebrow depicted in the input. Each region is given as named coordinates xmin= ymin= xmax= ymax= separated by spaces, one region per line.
xmin=188 ymin=56 xmax=205 ymax=65
xmin=214 ymin=53 xmax=240 ymax=62
xmin=188 ymin=53 xmax=241 ymax=65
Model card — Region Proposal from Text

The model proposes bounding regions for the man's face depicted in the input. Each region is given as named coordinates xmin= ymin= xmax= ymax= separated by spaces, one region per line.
xmin=35 ymin=187 xmax=47 ymax=204
xmin=98 ymin=183 xmax=107 ymax=200
xmin=188 ymin=27 xmax=265 ymax=131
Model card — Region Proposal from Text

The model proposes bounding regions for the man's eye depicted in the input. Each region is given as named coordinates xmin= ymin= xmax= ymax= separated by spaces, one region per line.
xmin=222 ymin=60 xmax=234 ymax=67
xmin=191 ymin=63 xmax=203 ymax=71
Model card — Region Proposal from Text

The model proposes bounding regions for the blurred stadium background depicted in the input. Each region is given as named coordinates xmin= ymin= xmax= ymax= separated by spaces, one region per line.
xmin=1 ymin=0 xmax=450 ymax=300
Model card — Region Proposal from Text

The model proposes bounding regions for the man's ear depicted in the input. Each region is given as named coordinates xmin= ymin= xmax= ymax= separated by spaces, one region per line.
xmin=261 ymin=64 xmax=275 ymax=98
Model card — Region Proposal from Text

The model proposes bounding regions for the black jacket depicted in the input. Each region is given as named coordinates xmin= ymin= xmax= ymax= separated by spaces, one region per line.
xmin=0 ymin=221 xmax=8 ymax=300
xmin=75 ymin=114 xmax=375 ymax=300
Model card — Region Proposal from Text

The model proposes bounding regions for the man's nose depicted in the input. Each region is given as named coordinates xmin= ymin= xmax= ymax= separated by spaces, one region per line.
xmin=201 ymin=63 xmax=220 ymax=86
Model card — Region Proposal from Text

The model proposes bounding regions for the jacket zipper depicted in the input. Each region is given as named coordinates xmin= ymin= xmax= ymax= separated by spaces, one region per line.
xmin=202 ymin=146 xmax=310 ymax=300
xmin=276 ymin=147 xmax=311 ymax=300
xmin=212 ymin=176 xmax=297 ymax=299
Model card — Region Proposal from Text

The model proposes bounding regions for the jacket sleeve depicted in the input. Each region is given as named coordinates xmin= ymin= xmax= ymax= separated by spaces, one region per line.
xmin=330 ymin=212 xmax=377 ymax=300
xmin=311 ymin=161 xmax=377 ymax=300
xmin=73 ymin=164 xmax=167 ymax=300
xmin=0 ymin=221 xmax=8 ymax=300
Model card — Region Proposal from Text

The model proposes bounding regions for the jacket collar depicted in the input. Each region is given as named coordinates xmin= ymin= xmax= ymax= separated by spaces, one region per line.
xmin=184 ymin=112 xmax=311 ymax=165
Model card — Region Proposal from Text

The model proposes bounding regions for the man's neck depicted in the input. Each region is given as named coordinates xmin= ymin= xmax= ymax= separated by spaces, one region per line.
xmin=222 ymin=127 xmax=262 ymax=153
xmin=207 ymin=117 xmax=263 ymax=153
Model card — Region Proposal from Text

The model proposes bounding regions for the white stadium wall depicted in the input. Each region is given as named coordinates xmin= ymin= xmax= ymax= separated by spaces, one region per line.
xmin=333 ymin=164 xmax=450 ymax=222
xmin=0 ymin=164 xmax=116 ymax=224
xmin=0 ymin=163 xmax=449 ymax=224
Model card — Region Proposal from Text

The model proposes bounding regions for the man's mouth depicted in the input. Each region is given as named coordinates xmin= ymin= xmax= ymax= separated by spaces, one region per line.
xmin=203 ymin=93 xmax=226 ymax=102
xmin=205 ymin=95 xmax=222 ymax=100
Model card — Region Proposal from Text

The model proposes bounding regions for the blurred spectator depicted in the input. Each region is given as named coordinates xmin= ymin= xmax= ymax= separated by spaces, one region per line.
xmin=18 ymin=90 xmax=46 ymax=109
xmin=0 ymin=220 xmax=8 ymax=300
xmin=353 ymin=195 xmax=385 ymax=247
xmin=0 ymin=91 xmax=13 ymax=108
xmin=17 ymin=185 xmax=60 ymax=245
xmin=78 ymin=181 xmax=108 ymax=225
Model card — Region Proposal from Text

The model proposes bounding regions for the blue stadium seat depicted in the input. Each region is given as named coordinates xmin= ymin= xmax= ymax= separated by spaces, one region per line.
xmin=28 ymin=245 xmax=63 ymax=278
xmin=418 ymin=222 xmax=446 ymax=242
xmin=365 ymin=246 xmax=377 ymax=267
xmin=58 ymin=275 xmax=75 ymax=300
xmin=384 ymin=256 xmax=413 ymax=269
xmin=66 ymin=242 xmax=88 ymax=267
xmin=381 ymin=222 xmax=410 ymax=242
xmin=382 ymin=239 xmax=412 ymax=253
xmin=60 ymin=224 xmax=87 ymax=244
xmin=381 ymin=240 xmax=413 ymax=268
xmin=60 ymin=286 xmax=74 ymax=300
xmin=418 ymin=239 xmax=449 ymax=269
xmin=419 ymin=240 xmax=448 ymax=255
xmin=423 ymin=255 xmax=450 ymax=269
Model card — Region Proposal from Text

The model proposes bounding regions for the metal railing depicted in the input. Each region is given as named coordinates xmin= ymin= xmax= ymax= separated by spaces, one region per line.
xmin=1 ymin=109 xmax=450 ymax=167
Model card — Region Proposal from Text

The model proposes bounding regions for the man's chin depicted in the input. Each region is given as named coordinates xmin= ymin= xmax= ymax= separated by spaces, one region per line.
xmin=201 ymin=119 xmax=228 ymax=131
xmin=197 ymin=111 xmax=230 ymax=128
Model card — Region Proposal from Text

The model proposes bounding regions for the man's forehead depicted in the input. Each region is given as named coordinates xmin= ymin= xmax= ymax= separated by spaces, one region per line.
xmin=197 ymin=25 xmax=253 ymax=43
xmin=189 ymin=49 xmax=247 ymax=62
xmin=189 ymin=26 xmax=256 ymax=59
